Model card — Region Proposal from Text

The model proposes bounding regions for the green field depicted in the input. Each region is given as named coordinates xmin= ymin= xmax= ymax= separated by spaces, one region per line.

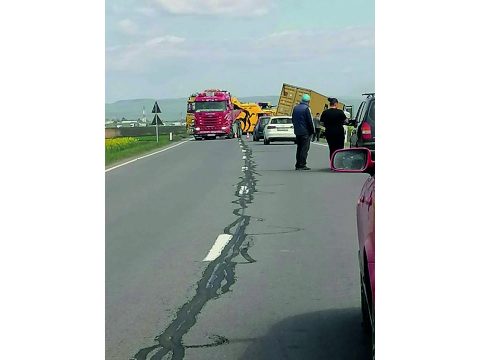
xmin=105 ymin=134 xmax=189 ymax=166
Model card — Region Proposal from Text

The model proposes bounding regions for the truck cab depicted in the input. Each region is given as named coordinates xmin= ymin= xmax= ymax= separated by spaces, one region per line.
xmin=193 ymin=90 xmax=237 ymax=140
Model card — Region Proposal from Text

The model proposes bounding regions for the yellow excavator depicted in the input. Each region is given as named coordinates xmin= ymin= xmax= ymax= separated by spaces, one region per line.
xmin=185 ymin=94 xmax=197 ymax=134
xmin=231 ymin=97 xmax=277 ymax=134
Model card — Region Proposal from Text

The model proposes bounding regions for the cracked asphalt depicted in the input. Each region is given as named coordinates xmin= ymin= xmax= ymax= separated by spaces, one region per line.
xmin=106 ymin=137 xmax=371 ymax=360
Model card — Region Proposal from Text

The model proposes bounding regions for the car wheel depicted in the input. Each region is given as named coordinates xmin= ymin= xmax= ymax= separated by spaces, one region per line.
xmin=264 ymin=138 xmax=270 ymax=145
xmin=361 ymin=281 xmax=371 ymax=332
xmin=361 ymin=256 xmax=374 ymax=358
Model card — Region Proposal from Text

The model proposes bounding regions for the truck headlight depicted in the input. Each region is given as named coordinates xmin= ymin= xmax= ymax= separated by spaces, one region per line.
xmin=221 ymin=126 xmax=226 ymax=130
xmin=195 ymin=127 xmax=200 ymax=131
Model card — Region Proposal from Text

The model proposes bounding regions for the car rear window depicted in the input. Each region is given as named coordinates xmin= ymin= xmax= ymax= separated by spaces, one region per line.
xmin=270 ymin=118 xmax=292 ymax=125
xmin=261 ymin=117 xmax=270 ymax=125
xmin=367 ymin=100 xmax=375 ymax=125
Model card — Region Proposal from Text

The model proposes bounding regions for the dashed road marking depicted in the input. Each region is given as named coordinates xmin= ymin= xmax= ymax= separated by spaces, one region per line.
xmin=311 ymin=142 xmax=328 ymax=147
xmin=203 ymin=234 xmax=233 ymax=261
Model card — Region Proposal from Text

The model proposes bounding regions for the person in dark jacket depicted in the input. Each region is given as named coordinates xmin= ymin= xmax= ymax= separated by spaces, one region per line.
xmin=313 ymin=112 xmax=322 ymax=142
xmin=292 ymin=94 xmax=315 ymax=170
xmin=321 ymin=97 xmax=347 ymax=160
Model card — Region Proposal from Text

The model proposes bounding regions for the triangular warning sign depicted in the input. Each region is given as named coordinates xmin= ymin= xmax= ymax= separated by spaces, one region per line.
xmin=152 ymin=101 xmax=161 ymax=113
xmin=151 ymin=113 xmax=164 ymax=125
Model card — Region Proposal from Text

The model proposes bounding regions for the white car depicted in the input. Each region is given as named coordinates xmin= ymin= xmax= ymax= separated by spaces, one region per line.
xmin=263 ymin=116 xmax=295 ymax=145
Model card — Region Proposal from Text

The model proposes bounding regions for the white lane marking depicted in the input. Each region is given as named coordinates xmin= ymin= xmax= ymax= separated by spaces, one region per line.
xmin=203 ymin=234 xmax=233 ymax=261
xmin=206 ymin=264 xmax=221 ymax=288
xmin=311 ymin=142 xmax=328 ymax=147
xmin=242 ymin=149 xmax=246 ymax=152
xmin=239 ymin=185 xmax=249 ymax=195
xmin=242 ymin=166 xmax=248 ymax=171
xmin=105 ymin=140 xmax=190 ymax=173
xmin=242 ymin=156 xmax=246 ymax=159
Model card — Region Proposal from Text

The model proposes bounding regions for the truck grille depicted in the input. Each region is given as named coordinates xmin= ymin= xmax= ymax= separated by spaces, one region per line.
xmin=196 ymin=114 xmax=221 ymax=128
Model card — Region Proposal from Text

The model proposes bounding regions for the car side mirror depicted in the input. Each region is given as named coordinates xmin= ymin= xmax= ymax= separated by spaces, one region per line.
xmin=331 ymin=148 xmax=374 ymax=175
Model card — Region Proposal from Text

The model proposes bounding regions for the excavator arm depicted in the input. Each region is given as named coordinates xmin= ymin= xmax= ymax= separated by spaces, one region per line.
xmin=231 ymin=97 xmax=267 ymax=133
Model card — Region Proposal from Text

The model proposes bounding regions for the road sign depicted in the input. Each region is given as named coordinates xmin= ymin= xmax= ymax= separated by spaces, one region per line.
xmin=152 ymin=101 xmax=161 ymax=114
xmin=151 ymin=113 xmax=163 ymax=126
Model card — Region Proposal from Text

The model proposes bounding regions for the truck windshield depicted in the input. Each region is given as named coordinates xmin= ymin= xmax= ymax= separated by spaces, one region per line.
xmin=195 ymin=101 xmax=227 ymax=112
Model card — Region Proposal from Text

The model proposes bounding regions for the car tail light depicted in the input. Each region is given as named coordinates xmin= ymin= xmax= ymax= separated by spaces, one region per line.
xmin=267 ymin=125 xmax=276 ymax=129
xmin=361 ymin=122 xmax=372 ymax=140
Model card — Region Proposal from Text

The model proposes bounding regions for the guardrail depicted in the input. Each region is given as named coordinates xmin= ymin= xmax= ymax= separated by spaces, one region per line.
xmin=105 ymin=126 xmax=186 ymax=138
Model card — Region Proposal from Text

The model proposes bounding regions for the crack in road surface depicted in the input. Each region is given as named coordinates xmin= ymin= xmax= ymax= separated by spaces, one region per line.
xmin=132 ymin=139 xmax=258 ymax=360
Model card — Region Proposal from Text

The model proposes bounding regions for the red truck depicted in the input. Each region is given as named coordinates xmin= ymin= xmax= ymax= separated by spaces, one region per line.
xmin=193 ymin=89 xmax=239 ymax=140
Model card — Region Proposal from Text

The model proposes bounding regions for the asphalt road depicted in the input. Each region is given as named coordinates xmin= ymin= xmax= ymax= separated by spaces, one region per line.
xmin=106 ymin=136 xmax=371 ymax=360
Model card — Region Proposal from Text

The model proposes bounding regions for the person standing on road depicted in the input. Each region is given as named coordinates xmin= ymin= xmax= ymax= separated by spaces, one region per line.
xmin=313 ymin=112 xmax=322 ymax=142
xmin=292 ymin=94 xmax=315 ymax=170
xmin=321 ymin=97 xmax=347 ymax=160
xmin=233 ymin=118 xmax=243 ymax=138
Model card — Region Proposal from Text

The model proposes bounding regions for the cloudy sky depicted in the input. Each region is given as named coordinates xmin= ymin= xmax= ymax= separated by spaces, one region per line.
xmin=106 ymin=0 xmax=374 ymax=102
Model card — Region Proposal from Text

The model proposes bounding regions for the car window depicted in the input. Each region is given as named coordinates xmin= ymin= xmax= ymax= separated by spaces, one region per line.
xmin=270 ymin=117 xmax=292 ymax=125
xmin=366 ymin=99 xmax=375 ymax=138
xmin=356 ymin=101 xmax=367 ymax=124
xmin=367 ymin=100 xmax=375 ymax=125
xmin=354 ymin=102 xmax=364 ymax=122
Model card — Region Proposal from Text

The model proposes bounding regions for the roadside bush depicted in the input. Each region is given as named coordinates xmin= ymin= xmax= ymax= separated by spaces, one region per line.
xmin=105 ymin=137 xmax=138 ymax=151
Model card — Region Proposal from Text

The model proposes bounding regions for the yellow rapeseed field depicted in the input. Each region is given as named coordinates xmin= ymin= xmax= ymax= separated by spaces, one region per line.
xmin=105 ymin=137 xmax=138 ymax=151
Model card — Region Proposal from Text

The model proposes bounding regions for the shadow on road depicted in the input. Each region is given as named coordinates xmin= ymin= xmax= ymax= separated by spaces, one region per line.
xmin=238 ymin=308 xmax=372 ymax=360
xmin=258 ymin=168 xmax=333 ymax=173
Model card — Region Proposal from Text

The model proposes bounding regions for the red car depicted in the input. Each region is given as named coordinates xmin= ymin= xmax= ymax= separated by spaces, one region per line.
xmin=331 ymin=147 xmax=375 ymax=358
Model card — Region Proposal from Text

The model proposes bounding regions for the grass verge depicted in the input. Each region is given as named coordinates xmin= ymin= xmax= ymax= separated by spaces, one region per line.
xmin=105 ymin=133 xmax=189 ymax=166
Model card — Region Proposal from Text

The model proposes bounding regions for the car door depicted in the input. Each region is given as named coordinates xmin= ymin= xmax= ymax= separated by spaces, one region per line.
xmin=357 ymin=176 xmax=375 ymax=301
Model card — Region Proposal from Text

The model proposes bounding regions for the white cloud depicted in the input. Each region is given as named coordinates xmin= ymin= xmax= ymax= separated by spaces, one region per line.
xmin=106 ymin=35 xmax=187 ymax=71
xmin=106 ymin=26 xmax=374 ymax=74
xmin=145 ymin=35 xmax=185 ymax=46
xmin=135 ymin=7 xmax=157 ymax=17
xmin=117 ymin=19 xmax=138 ymax=35
xmin=153 ymin=0 xmax=272 ymax=16
xmin=254 ymin=27 xmax=375 ymax=62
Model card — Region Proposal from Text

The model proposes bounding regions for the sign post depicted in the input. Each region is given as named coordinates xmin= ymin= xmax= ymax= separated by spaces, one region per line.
xmin=152 ymin=101 xmax=162 ymax=143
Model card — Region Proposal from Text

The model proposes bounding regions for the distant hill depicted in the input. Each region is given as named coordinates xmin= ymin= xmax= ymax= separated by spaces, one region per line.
xmin=105 ymin=95 xmax=364 ymax=123
xmin=105 ymin=96 xmax=280 ymax=123
xmin=105 ymin=98 xmax=186 ymax=123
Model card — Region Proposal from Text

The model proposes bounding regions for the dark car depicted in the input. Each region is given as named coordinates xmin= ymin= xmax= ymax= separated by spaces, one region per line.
xmin=349 ymin=93 xmax=375 ymax=159
xmin=253 ymin=116 xmax=271 ymax=141
xmin=331 ymin=147 xmax=375 ymax=359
